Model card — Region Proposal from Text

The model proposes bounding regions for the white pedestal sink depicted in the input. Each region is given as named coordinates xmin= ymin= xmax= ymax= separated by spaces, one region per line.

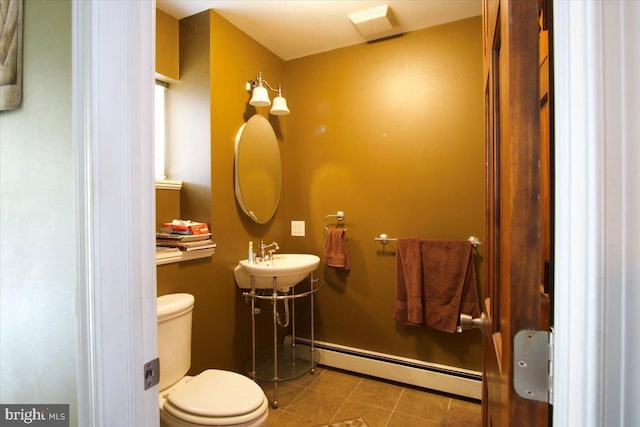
xmin=234 ymin=254 xmax=320 ymax=291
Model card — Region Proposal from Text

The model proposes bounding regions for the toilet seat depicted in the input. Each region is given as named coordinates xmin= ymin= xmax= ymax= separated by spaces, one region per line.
xmin=161 ymin=369 xmax=268 ymax=426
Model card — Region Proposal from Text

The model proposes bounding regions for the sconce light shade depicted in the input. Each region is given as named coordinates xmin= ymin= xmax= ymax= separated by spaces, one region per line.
xmin=270 ymin=95 xmax=290 ymax=115
xmin=250 ymin=86 xmax=271 ymax=107
xmin=247 ymin=72 xmax=290 ymax=114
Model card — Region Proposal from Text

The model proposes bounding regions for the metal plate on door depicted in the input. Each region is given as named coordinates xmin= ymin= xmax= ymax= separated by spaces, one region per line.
xmin=513 ymin=329 xmax=551 ymax=403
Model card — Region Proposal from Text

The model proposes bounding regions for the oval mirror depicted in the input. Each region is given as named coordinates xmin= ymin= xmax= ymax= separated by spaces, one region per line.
xmin=234 ymin=114 xmax=282 ymax=224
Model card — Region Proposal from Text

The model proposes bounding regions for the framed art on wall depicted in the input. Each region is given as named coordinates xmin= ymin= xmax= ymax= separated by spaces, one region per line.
xmin=0 ymin=0 xmax=23 ymax=111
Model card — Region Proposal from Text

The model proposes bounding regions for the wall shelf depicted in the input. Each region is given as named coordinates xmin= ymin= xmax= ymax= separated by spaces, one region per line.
xmin=155 ymin=179 xmax=182 ymax=190
xmin=156 ymin=247 xmax=215 ymax=265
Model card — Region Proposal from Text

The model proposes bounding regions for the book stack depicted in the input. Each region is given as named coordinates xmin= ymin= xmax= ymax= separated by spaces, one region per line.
xmin=156 ymin=220 xmax=216 ymax=252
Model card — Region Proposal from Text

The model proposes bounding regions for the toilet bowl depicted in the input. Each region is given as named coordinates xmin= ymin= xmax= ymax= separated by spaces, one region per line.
xmin=157 ymin=293 xmax=268 ymax=427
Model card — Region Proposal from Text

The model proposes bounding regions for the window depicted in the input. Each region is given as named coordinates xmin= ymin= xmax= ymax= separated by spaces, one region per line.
xmin=155 ymin=81 xmax=168 ymax=180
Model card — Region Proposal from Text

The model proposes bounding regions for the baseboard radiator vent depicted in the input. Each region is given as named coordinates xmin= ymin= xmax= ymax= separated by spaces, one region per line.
xmin=284 ymin=336 xmax=482 ymax=400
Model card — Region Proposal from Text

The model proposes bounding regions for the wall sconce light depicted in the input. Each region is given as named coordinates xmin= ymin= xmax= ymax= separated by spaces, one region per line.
xmin=246 ymin=72 xmax=290 ymax=115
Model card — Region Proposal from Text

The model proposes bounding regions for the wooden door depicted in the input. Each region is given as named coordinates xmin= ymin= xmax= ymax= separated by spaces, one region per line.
xmin=481 ymin=0 xmax=552 ymax=425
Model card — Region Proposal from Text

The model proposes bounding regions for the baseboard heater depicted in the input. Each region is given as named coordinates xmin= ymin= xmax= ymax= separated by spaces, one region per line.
xmin=284 ymin=336 xmax=482 ymax=400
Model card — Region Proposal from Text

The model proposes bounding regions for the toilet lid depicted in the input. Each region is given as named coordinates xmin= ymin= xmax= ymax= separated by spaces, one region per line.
xmin=165 ymin=369 xmax=265 ymax=418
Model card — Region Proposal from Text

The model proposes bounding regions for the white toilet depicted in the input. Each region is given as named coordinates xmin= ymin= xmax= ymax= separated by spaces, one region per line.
xmin=157 ymin=293 xmax=269 ymax=427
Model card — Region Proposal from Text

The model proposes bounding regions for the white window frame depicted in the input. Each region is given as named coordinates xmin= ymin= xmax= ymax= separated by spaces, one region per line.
xmin=154 ymin=81 xmax=168 ymax=181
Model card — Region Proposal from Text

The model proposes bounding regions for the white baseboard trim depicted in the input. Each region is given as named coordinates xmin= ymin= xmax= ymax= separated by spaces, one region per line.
xmin=284 ymin=336 xmax=482 ymax=400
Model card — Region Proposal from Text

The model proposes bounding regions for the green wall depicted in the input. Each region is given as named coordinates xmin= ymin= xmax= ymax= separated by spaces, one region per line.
xmin=0 ymin=0 xmax=78 ymax=424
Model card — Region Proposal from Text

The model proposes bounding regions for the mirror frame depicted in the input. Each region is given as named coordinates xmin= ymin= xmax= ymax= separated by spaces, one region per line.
xmin=234 ymin=114 xmax=282 ymax=224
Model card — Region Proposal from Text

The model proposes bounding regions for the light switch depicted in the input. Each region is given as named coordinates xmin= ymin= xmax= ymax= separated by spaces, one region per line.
xmin=291 ymin=221 xmax=305 ymax=237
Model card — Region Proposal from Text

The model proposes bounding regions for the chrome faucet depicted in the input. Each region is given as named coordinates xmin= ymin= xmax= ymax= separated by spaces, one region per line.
xmin=259 ymin=241 xmax=279 ymax=260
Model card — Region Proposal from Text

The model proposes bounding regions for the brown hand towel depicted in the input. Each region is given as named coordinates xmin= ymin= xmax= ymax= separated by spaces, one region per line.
xmin=394 ymin=238 xmax=424 ymax=324
xmin=324 ymin=228 xmax=351 ymax=269
xmin=420 ymin=240 xmax=481 ymax=333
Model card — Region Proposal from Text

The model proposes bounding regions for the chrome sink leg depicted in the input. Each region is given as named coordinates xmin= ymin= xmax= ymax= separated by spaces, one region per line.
xmin=310 ymin=272 xmax=316 ymax=374
xmin=251 ymin=292 xmax=256 ymax=377
xmin=272 ymin=276 xmax=279 ymax=408
xmin=291 ymin=285 xmax=296 ymax=366
xmin=250 ymin=276 xmax=256 ymax=378
xmin=272 ymin=382 xmax=278 ymax=409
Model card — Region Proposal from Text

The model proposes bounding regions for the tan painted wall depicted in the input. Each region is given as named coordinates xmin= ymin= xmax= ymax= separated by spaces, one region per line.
xmin=282 ymin=17 xmax=484 ymax=370
xmin=157 ymin=12 xmax=483 ymax=373
xmin=156 ymin=8 xmax=179 ymax=80
xmin=157 ymin=10 xmax=287 ymax=374
xmin=156 ymin=189 xmax=180 ymax=230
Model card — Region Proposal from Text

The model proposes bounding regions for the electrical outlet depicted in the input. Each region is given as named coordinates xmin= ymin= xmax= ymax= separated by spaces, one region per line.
xmin=291 ymin=220 xmax=305 ymax=237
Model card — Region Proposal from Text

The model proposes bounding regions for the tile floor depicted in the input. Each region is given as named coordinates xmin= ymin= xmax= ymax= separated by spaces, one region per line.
xmin=259 ymin=366 xmax=481 ymax=427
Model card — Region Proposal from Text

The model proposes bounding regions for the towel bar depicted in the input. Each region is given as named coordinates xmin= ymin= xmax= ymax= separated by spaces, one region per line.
xmin=374 ymin=234 xmax=482 ymax=248
xmin=324 ymin=211 xmax=345 ymax=231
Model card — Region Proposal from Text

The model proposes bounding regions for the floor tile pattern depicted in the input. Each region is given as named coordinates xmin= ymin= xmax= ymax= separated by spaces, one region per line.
xmin=260 ymin=366 xmax=481 ymax=427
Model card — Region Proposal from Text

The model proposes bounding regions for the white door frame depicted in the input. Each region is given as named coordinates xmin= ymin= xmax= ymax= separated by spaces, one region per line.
xmin=71 ymin=1 xmax=639 ymax=426
xmin=72 ymin=1 xmax=158 ymax=426
xmin=553 ymin=1 xmax=639 ymax=426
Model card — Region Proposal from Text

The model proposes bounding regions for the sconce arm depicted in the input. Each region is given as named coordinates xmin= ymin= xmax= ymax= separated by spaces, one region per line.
xmin=260 ymin=79 xmax=279 ymax=93
xmin=247 ymin=72 xmax=283 ymax=95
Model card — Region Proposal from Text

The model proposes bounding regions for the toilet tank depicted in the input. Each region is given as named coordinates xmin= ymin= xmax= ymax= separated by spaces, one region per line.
xmin=157 ymin=293 xmax=195 ymax=391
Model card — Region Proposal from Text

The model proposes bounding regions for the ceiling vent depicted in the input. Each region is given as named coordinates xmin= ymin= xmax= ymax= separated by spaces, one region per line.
xmin=348 ymin=4 xmax=401 ymax=42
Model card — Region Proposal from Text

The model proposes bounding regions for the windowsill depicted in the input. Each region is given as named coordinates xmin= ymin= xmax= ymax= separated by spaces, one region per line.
xmin=156 ymin=247 xmax=215 ymax=265
xmin=155 ymin=179 xmax=182 ymax=190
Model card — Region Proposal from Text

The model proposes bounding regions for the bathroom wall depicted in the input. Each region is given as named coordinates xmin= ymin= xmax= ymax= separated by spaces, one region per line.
xmin=156 ymin=189 xmax=181 ymax=230
xmin=282 ymin=17 xmax=484 ymax=370
xmin=156 ymin=10 xmax=288 ymax=374
xmin=166 ymin=11 xmax=212 ymax=225
xmin=156 ymin=11 xmax=483 ymax=374
xmin=0 ymin=0 xmax=78 ymax=424
xmin=156 ymin=8 xmax=179 ymax=80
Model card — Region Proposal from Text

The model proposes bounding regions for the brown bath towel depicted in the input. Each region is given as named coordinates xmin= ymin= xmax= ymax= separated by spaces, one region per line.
xmin=393 ymin=238 xmax=424 ymax=324
xmin=420 ymin=240 xmax=480 ymax=333
xmin=324 ymin=228 xmax=351 ymax=269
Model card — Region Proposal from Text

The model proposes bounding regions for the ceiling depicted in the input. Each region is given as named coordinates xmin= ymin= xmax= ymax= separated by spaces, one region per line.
xmin=156 ymin=0 xmax=481 ymax=61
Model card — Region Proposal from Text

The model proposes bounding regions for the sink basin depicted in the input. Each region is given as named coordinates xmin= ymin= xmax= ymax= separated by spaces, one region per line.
xmin=234 ymin=254 xmax=320 ymax=291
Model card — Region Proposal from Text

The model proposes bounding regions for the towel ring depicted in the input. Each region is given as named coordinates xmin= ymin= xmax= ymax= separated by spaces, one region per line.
xmin=324 ymin=210 xmax=345 ymax=231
